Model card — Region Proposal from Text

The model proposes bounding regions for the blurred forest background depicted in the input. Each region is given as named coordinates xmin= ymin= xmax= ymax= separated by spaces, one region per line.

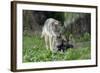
xmin=23 ymin=10 xmax=91 ymax=37
xmin=23 ymin=10 xmax=91 ymax=62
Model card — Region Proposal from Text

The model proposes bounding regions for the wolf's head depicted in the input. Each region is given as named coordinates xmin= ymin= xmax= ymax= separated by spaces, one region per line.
xmin=51 ymin=19 xmax=62 ymax=37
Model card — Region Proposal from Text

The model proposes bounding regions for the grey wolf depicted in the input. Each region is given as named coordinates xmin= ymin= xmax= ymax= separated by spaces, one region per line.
xmin=41 ymin=18 xmax=62 ymax=52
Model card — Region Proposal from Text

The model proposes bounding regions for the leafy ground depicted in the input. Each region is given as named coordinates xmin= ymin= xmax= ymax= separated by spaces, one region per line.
xmin=23 ymin=35 xmax=91 ymax=63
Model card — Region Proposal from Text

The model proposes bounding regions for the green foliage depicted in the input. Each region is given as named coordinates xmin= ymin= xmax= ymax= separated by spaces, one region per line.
xmin=82 ymin=32 xmax=91 ymax=41
xmin=75 ymin=32 xmax=91 ymax=42
xmin=64 ymin=12 xmax=81 ymax=25
xmin=23 ymin=35 xmax=91 ymax=62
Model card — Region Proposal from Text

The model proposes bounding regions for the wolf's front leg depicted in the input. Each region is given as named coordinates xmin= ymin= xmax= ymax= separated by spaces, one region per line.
xmin=45 ymin=36 xmax=49 ymax=50
xmin=52 ymin=37 xmax=56 ymax=52
xmin=49 ymin=37 xmax=53 ymax=52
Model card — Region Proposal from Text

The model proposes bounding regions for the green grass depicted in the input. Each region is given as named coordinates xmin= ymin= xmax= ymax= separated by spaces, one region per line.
xmin=23 ymin=35 xmax=91 ymax=63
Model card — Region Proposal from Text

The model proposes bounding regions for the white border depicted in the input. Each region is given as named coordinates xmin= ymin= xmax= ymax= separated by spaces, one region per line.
xmin=17 ymin=3 xmax=96 ymax=69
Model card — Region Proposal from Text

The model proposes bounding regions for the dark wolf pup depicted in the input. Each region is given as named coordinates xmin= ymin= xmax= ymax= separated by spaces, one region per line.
xmin=53 ymin=34 xmax=74 ymax=53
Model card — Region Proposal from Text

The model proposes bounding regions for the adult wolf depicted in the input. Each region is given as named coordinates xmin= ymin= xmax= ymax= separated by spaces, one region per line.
xmin=41 ymin=18 xmax=62 ymax=52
